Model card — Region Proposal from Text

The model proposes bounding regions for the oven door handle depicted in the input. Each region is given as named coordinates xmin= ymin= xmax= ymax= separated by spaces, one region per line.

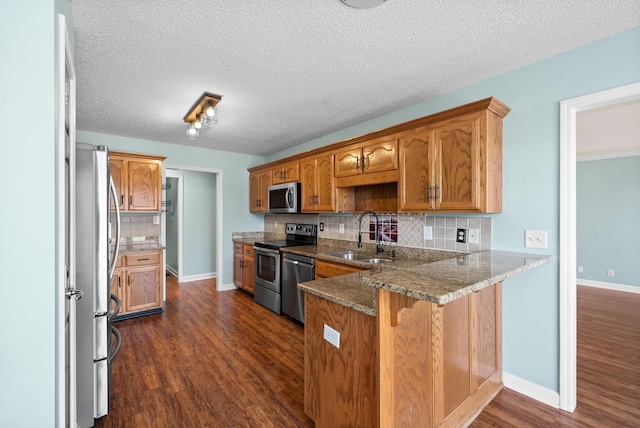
xmin=253 ymin=246 xmax=280 ymax=255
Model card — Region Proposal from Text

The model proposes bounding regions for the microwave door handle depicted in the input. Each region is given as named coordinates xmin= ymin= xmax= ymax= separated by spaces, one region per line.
xmin=285 ymin=187 xmax=292 ymax=208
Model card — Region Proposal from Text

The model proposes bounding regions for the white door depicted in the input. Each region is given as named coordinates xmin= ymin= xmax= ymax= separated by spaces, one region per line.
xmin=58 ymin=14 xmax=79 ymax=428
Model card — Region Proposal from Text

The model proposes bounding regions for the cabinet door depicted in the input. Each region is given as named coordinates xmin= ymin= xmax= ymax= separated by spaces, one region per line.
xmin=398 ymin=127 xmax=434 ymax=211
xmin=315 ymin=260 xmax=365 ymax=279
xmin=271 ymin=167 xmax=285 ymax=185
xmin=109 ymin=157 xmax=127 ymax=211
xmin=110 ymin=267 xmax=126 ymax=315
xmin=126 ymin=265 xmax=162 ymax=312
xmin=258 ymin=170 xmax=271 ymax=212
xmin=127 ymin=159 xmax=161 ymax=211
xmin=282 ymin=161 xmax=299 ymax=183
xmin=233 ymin=252 xmax=244 ymax=287
xmin=362 ymin=138 xmax=397 ymax=174
xmin=433 ymin=113 xmax=480 ymax=211
xmin=334 ymin=146 xmax=362 ymax=178
xmin=300 ymin=157 xmax=318 ymax=212
xmin=243 ymin=254 xmax=255 ymax=294
xmin=249 ymin=172 xmax=261 ymax=212
xmin=315 ymin=153 xmax=335 ymax=212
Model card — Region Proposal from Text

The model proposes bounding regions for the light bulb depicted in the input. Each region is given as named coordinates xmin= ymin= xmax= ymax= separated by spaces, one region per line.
xmin=194 ymin=121 xmax=202 ymax=130
xmin=205 ymin=105 xmax=217 ymax=117
xmin=186 ymin=124 xmax=198 ymax=139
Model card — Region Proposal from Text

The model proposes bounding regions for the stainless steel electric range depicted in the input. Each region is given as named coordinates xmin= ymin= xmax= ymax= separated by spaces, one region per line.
xmin=253 ymin=223 xmax=317 ymax=315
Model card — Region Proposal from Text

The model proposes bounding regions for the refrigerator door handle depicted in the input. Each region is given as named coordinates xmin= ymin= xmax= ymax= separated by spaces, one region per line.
xmin=109 ymin=293 xmax=121 ymax=319
xmin=108 ymin=175 xmax=121 ymax=280
xmin=108 ymin=325 xmax=122 ymax=363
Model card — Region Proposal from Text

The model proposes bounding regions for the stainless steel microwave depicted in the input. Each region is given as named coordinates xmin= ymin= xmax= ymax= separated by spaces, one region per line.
xmin=268 ymin=182 xmax=301 ymax=214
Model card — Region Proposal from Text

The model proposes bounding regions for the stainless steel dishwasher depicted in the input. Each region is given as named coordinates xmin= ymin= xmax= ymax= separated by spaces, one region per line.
xmin=282 ymin=252 xmax=315 ymax=324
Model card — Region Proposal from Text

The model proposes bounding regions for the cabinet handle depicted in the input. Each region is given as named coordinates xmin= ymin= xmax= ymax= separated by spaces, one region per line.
xmin=427 ymin=185 xmax=432 ymax=201
xmin=120 ymin=195 xmax=124 ymax=205
xmin=434 ymin=184 xmax=440 ymax=200
xmin=136 ymin=258 xmax=150 ymax=261
xmin=128 ymin=275 xmax=131 ymax=286
xmin=283 ymin=171 xmax=287 ymax=180
xmin=240 ymin=260 xmax=244 ymax=268
xmin=118 ymin=276 xmax=121 ymax=288
xmin=129 ymin=195 xmax=132 ymax=205
xmin=356 ymin=157 xmax=360 ymax=170
xmin=362 ymin=155 xmax=368 ymax=169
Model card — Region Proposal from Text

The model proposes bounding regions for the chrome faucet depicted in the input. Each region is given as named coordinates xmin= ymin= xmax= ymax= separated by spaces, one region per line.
xmin=357 ymin=211 xmax=384 ymax=253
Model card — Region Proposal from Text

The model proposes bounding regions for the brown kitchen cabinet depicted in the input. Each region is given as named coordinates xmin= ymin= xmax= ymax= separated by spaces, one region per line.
xmin=334 ymin=136 xmax=398 ymax=187
xmin=398 ymin=104 xmax=506 ymax=213
xmin=110 ymin=152 xmax=165 ymax=212
xmin=111 ymin=250 xmax=163 ymax=319
xmin=233 ymin=243 xmax=254 ymax=294
xmin=315 ymin=259 xmax=365 ymax=279
xmin=249 ymin=168 xmax=271 ymax=213
xmin=300 ymin=152 xmax=335 ymax=212
xmin=271 ymin=160 xmax=300 ymax=185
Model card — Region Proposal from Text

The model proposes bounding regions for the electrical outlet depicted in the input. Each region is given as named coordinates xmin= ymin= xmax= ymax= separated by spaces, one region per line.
xmin=153 ymin=215 xmax=160 ymax=225
xmin=323 ymin=324 xmax=340 ymax=348
xmin=525 ymin=230 xmax=547 ymax=249
xmin=577 ymin=266 xmax=583 ymax=273
xmin=423 ymin=226 xmax=433 ymax=240
xmin=468 ymin=228 xmax=479 ymax=244
xmin=456 ymin=228 xmax=467 ymax=243
xmin=339 ymin=224 xmax=344 ymax=234
xmin=319 ymin=222 xmax=324 ymax=231
xmin=607 ymin=269 xmax=614 ymax=277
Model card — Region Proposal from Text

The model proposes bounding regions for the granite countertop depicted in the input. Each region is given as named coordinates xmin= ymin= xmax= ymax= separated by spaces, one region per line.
xmin=286 ymin=244 xmax=551 ymax=314
xmin=115 ymin=238 xmax=165 ymax=254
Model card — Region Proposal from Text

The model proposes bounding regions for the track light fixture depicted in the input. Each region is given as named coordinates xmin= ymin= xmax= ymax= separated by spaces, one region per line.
xmin=183 ymin=92 xmax=222 ymax=139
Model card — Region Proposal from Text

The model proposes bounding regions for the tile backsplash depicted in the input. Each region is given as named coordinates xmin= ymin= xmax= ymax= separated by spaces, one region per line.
xmin=264 ymin=213 xmax=492 ymax=253
xmin=111 ymin=214 xmax=161 ymax=239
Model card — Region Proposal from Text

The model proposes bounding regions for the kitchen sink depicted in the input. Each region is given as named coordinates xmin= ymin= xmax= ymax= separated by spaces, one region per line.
xmin=329 ymin=251 xmax=392 ymax=264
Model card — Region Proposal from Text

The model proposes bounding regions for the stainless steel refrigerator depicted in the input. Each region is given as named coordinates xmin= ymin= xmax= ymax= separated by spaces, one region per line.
xmin=75 ymin=143 xmax=122 ymax=427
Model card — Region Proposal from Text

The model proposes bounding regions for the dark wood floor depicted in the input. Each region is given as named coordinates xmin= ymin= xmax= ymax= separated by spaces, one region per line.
xmin=97 ymin=279 xmax=640 ymax=427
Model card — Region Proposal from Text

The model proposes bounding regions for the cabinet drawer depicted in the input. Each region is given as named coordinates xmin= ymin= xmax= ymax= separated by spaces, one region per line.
xmin=125 ymin=252 xmax=160 ymax=267
xmin=234 ymin=242 xmax=244 ymax=253
xmin=243 ymin=245 xmax=254 ymax=257
xmin=315 ymin=260 xmax=365 ymax=279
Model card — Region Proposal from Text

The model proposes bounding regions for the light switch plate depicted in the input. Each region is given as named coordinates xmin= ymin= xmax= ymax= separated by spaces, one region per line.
xmin=153 ymin=215 xmax=160 ymax=225
xmin=468 ymin=229 xmax=479 ymax=244
xmin=423 ymin=226 xmax=433 ymax=240
xmin=525 ymin=230 xmax=547 ymax=249
xmin=323 ymin=324 xmax=340 ymax=348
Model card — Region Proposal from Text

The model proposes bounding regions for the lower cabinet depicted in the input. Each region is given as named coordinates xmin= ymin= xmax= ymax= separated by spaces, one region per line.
xmin=233 ymin=243 xmax=254 ymax=294
xmin=111 ymin=250 xmax=163 ymax=319
xmin=315 ymin=259 xmax=365 ymax=279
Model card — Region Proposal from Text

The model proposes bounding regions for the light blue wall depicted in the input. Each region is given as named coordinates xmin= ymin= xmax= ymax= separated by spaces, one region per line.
xmin=77 ymin=132 xmax=266 ymax=285
xmin=267 ymin=28 xmax=640 ymax=392
xmin=577 ymin=156 xmax=640 ymax=286
xmin=0 ymin=0 xmax=71 ymax=426
xmin=182 ymin=170 xmax=217 ymax=276
xmin=165 ymin=177 xmax=179 ymax=271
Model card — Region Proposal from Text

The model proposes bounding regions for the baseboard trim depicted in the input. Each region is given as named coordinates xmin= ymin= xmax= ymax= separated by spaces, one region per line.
xmin=503 ymin=372 xmax=560 ymax=409
xmin=166 ymin=265 xmax=178 ymax=278
xmin=218 ymin=282 xmax=238 ymax=292
xmin=578 ymin=279 xmax=640 ymax=294
xmin=179 ymin=272 xmax=217 ymax=283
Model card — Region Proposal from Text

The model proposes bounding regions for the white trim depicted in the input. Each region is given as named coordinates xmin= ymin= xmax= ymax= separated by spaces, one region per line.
xmin=577 ymin=149 xmax=640 ymax=162
xmin=164 ymin=170 xmax=184 ymax=284
xmin=163 ymin=164 xmax=224 ymax=291
xmin=218 ymin=282 xmax=239 ymax=292
xmin=165 ymin=265 xmax=178 ymax=278
xmin=179 ymin=272 xmax=218 ymax=282
xmin=578 ymin=280 xmax=640 ymax=294
xmin=559 ymin=81 xmax=640 ymax=413
xmin=503 ymin=372 xmax=560 ymax=409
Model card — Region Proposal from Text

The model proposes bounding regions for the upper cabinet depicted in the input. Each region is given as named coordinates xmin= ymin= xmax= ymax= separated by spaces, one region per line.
xmin=301 ymin=152 xmax=335 ymax=212
xmin=110 ymin=152 xmax=165 ymax=212
xmin=249 ymin=168 xmax=271 ymax=213
xmin=271 ymin=160 xmax=300 ymax=185
xmin=248 ymin=97 xmax=510 ymax=214
xmin=334 ymin=136 xmax=399 ymax=187
xmin=398 ymin=107 xmax=504 ymax=213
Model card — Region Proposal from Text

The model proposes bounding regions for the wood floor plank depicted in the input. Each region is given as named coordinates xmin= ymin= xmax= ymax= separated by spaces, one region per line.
xmin=96 ymin=279 xmax=639 ymax=427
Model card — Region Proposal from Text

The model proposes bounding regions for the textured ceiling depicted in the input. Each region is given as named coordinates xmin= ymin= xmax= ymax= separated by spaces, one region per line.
xmin=70 ymin=0 xmax=640 ymax=156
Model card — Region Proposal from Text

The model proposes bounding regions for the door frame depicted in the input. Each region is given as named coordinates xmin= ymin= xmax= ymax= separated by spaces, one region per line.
xmin=164 ymin=170 xmax=184 ymax=282
xmin=559 ymin=81 xmax=640 ymax=412
xmin=162 ymin=165 xmax=224 ymax=289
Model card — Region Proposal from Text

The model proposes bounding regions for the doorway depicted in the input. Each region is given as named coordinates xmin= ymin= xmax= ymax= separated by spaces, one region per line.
xmin=162 ymin=165 xmax=223 ymax=289
xmin=559 ymin=81 xmax=640 ymax=411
